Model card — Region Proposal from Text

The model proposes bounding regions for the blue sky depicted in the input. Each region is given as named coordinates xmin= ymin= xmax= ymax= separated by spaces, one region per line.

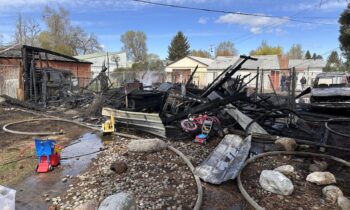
xmin=0 ymin=0 xmax=347 ymax=59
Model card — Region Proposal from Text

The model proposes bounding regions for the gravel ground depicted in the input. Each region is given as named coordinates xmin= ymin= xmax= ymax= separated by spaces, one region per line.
xmin=51 ymin=136 xmax=221 ymax=210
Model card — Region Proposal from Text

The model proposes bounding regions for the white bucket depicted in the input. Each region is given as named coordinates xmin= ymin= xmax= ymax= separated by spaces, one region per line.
xmin=0 ymin=185 xmax=16 ymax=210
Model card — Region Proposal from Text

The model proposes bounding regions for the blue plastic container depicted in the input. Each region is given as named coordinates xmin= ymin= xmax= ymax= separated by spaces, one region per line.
xmin=34 ymin=139 xmax=56 ymax=162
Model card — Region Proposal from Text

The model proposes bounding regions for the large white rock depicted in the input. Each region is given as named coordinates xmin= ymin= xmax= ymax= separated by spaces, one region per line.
xmin=274 ymin=165 xmax=295 ymax=176
xmin=98 ymin=193 xmax=136 ymax=210
xmin=322 ymin=185 xmax=343 ymax=204
xmin=127 ymin=138 xmax=167 ymax=153
xmin=259 ymin=170 xmax=294 ymax=195
xmin=337 ymin=196 xmax=350 ymax=210
xmin=275 ymin=138 xmax=297 ymax=151
xmin=306 ymin=172 xmax=336 ymax=185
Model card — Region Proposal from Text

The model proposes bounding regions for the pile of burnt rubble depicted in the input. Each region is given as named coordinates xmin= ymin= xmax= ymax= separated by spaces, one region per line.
xmin=4 ymin=55 xmax=350 ymax=152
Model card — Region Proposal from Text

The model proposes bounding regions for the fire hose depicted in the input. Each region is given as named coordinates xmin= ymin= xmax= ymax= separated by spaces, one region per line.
xmin=237 ymin=151 xmax=350 ymax=210
xmin=2 ymin=110 xmax=203 ymax=210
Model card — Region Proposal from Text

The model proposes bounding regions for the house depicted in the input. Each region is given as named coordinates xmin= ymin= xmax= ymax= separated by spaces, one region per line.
xmin=208 ymin=55 xmax=282 ymax=91
xmin=0 ymin=45 xmax=92 ymax=100
xmin=165 ymin=56 xmax=214 ymax=88
xmin=288 ymin=59 xmax=326 ymax=90
xmin=75 ymin=51 xmax=128 ymax=78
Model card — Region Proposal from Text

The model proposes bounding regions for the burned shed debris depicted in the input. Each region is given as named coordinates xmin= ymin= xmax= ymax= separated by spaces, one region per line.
xmin=0 ymin=45 xmax=92 ymax=106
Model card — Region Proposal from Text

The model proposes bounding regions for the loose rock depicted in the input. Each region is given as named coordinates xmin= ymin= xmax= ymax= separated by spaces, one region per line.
xmin=74 ymin=200 xmax=99 ymax=210
xmin=306 ymin=172 xmax=336 ymax=185
xmin=128 ymin=139 xmax=167 ymax=153
xmin=275 ymin=138 xmax=297 ymax=151
xmin=322 ymin=185 xmax=343 ymax=204
xmin=337 ymin=196 xmax=350 ymax=210
xmin=259 ymin=170 xmax=294 ymax=195
xmin=274 ymin=165 xmax=295 ymax=176
xmin=309 ymin=160 xmax=328 ymax=172
xmin=98 ymin=192 xmax=136 ymax=210
xmin=110 ymin=160 xmax=127 ymax=174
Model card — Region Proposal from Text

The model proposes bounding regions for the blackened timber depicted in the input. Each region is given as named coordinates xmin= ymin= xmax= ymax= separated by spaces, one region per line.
xmin=200 ymin=55 xmax=258 ymax=98
xmin=22 ymin=45 xmax=80 ymax=62
xmin=164 ymin=92 xmax=246 ymax=124
xmin=185 ymin=65 xmax=198 ymax=87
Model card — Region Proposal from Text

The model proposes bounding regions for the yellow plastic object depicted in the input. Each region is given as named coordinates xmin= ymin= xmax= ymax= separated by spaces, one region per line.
xmin=102 ymin=114 xmax=115 ymax=134
xmin=54 ymin=145 xmax=63 ymax=154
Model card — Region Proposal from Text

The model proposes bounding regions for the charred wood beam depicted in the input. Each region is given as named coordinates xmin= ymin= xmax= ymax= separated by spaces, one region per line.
xmin=186 ymin=65 xmax=198 ymax=88
xmin=201 ymin=55 xmax=257 ymax=98
xmin=164 ymin=92 xmax=245 ymax=124
xmin=23 ymin=45 xmax=80 ymax=62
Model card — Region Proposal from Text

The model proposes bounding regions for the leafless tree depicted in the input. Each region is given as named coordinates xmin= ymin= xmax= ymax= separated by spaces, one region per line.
xmin=14 ymin=14 xmax=41 ymax=46
xmin=121 ymin=30 xmax=147 ymax=62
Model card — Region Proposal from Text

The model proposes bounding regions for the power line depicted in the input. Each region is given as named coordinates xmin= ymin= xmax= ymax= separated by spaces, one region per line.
xmin=132 ymin=0 xmax=328 ymax=25
xmin=234 ymin=0 xmax=335 ymax=45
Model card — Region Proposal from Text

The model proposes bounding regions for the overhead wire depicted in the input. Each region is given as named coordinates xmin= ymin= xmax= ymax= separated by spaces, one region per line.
xmin=132 ymin=0 xmax=333 ymax=25
xmin=234 ymin=0 xmax=335 ymax=44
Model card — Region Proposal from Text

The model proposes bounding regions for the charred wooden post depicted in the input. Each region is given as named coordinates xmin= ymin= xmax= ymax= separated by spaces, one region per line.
xmin=185 ymin=65 xmax=198 ymax=88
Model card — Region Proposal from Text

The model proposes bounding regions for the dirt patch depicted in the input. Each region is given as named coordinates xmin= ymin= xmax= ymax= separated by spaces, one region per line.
xmin=241 ymin=155 xmax=350 ymax=210
xmin=0 ymin=103 xmax=90 ymax=186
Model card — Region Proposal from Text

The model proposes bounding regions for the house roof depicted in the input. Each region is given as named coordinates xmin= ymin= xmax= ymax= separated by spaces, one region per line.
xmin=288 ymin=59 xmax=326 ymax=69
xmin=0 ymin=45 xmax=92 ymax=64
xmin=74 ymin=51 xmax=126 ymax=60
xmin=208 ymin=55 xmax=280 ymax=70
xmin=187 ymin=56 xmax=214 ymax=66
xmin=166 ymin=56 xmax=214 ymax=67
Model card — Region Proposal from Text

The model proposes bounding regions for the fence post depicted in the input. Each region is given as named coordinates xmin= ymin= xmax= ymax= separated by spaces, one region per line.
xmin=260 ymin=68 xmax=264 ymax=94
xmin=291 ymin=67 xmax=296 ymax=110
xmin=255 ymin=67 xmax=259 ymax=103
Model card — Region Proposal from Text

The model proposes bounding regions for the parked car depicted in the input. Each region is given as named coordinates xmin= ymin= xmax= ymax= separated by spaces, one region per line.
xmin=310 ymin=72 xmax=350 ymax=109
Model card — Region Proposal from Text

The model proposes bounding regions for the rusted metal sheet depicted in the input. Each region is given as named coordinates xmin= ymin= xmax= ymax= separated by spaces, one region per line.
xmin=102 ymin=107 xmax=166 ymax=138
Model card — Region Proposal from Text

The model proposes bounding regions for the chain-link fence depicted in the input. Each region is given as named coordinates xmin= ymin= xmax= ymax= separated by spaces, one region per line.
xmin=109 ymin=70 xmax=166 ymax=88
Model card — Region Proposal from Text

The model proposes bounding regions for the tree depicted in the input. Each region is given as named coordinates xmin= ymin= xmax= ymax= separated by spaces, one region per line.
xmin=215 ymin=41 xmax=237 ymax=57
xmin=305 ymin=50 xmax=311 ymax=59
xmin=38 ymin=6 xmax=101 ymax=56
xmin=191 ymin=49 xmax=211 ymax=58
xmin=339 ymin=4 xmax=350 ymax=63
xmin=121 ymin=30 xmax=147 ymax=62
xmin=287 ymin=44 xmax=304 ymax=59
xmin=250 ymin=40 xmax=283 ymax=56
xmin=310 ymin=53 xmax=323 ymax=60
xmin=146 ymin=53 xmax=164 ymax=71
xmin=316 ymin=55 xmax=323 ymax=59
xmin=324 ymin=51 xmax=342 ymax=72
xmin=168 ymin=31 xmax=190 ymax=61
xmin=14 ymin=14 xmax=41 ymax=46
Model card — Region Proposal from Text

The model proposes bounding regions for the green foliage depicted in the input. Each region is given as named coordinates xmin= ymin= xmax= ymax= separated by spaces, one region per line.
xmin=121 ymin=31 xmax=148 ymax=62
xmin=131 ymin=62 xmax=148 ymax=71
xmin=316 ymin=55 xmax=323 ymax=59
xmin=215 ymin=41 xmax=237 ymax=57
xmin=324 ymin=51 xmax=342 ymax=72
xmin=146 ymin=53 xmax=164 ymax=71
xmin=305 ymin=50 xmax=311 ymax=59
xmin=339 ymin=5 xmax=350 ymax=63
xmin=168 ymin=31 xmax=190 ymax=61
xmin=191 ymin=49 xmax=211 ymax=58
xmin=287 ymin=44 xmax=304 ymax=59
xmin=113 ymin=67 xmax=132 ymax=72
xmin=250 ymin=40 xmax=283 ymax=56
